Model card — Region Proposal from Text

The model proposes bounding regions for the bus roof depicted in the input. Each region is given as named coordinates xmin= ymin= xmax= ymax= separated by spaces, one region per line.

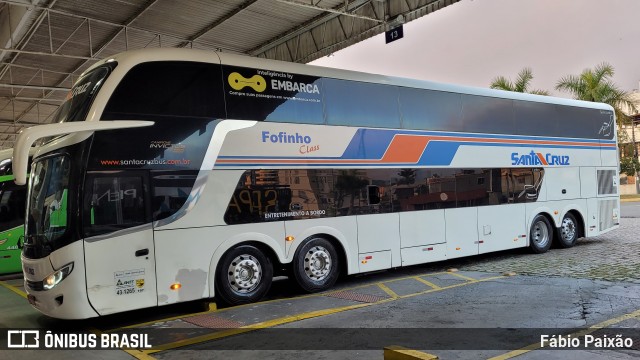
xmin=87 ymin=48 xmax=613 ymax=112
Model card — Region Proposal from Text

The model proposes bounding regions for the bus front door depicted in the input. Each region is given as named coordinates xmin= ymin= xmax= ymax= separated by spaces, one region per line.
xmin=83 ymin=173 xmax=157 ymax=315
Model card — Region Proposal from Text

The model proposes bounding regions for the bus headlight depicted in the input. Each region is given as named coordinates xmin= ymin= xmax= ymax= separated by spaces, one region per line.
xmin=43 ymin=262 xmax=74 ymax=290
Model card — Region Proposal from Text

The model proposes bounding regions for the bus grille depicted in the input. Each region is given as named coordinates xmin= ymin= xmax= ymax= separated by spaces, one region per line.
xmin=598 ymin=199 xmax=617 ymax=231
xmin=26 ymin=280 xmax=44 ymax=291
xmin=597 ymin=170 xmax=617 ymax=195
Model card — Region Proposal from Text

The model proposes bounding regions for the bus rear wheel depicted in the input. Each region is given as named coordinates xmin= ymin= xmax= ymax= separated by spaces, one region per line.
xmin=529 ymin=215 xmax=553 ymax=254
xmin=556 ymin=213 xmax=579 ymax=248
xmin=292 ymin=237 xmax=339 ymax=293
xmin=215 ymin=245 xmax=273 ymax=305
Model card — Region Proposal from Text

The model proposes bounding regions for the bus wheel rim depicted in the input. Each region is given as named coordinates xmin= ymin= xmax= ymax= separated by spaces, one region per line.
xmin=532 ymin=220 xmax=549 ymax=248
xmin=304 ymin=246 xmax=331 ymax=281
xmin=561 ymin=217 xmax=576 ymax=241
xmin=228 ymin=255 xmax=262 ymax=293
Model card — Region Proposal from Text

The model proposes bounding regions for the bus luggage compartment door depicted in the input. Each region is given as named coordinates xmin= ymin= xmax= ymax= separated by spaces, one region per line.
xmin=445 ymin=207 xmax=479 ymax=259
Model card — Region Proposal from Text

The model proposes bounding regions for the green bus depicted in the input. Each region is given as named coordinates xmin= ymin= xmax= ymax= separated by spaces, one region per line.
xmin=0 ymin=149 xmax=27 ymax=275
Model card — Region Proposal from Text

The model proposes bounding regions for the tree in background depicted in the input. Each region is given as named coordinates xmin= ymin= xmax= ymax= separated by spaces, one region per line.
xmin=397 ymin=168 xmax=416 ymax=185
xmin=490 ymin=67 xmax=549 ymax=95
xmin=555 ymin=62 xmax=637 ymax=126
xmin=620 ymin=156 xmax=640 ymax=177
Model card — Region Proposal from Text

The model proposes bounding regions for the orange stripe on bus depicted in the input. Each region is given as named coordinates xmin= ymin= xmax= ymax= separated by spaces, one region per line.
xmin=381 ymin=135 xmax=430 ymax=163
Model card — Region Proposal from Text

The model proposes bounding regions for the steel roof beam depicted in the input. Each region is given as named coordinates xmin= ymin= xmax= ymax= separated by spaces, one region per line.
xmin=276 ymin=0 xmax=382 ymax=23
xmin=250 ymin=0 xmax=372 ymax=57
xmin=178 ymin=0 xmax=260 ymax=48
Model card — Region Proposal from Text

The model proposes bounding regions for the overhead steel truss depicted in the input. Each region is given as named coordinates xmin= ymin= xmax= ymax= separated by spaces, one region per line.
xmin=0 ymin=0 xmax=461 ymax=149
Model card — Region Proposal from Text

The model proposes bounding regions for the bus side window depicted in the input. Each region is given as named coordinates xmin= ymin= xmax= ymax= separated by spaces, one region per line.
xmin=367 ymin=185 xmax=380 ymax=205
xmin=84 ymin=176 xmax=147 ymax=237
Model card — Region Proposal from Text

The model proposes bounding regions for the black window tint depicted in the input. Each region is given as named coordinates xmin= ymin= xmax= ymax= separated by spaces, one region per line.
xmin=324 ymin=79 xmax=401 ymax=128
xmin=334 ymin=169 xmax=371 ymax=215
xmin=514 ymin=101 xmax=558 ymax=137
xmin=224 ymin=170 xmax=293 ymax=224
xmin=556 ymin=106 xmax=597 ymax=139
xmin=223 ymin=66 xmax=324 ymax=124
xmin=499 ymin=168 xmax=543 ymax=203
xmin=224 ymin=167 xmax=545 ymax=224
xmin=0 ymin=185 xmax=27 ymax=232
xmin=151 ymin=171 xmax=197 ymax=221
xmin=399 ymin=88 xmax=463 ymax=131
xmin=266 ymin=86 xmax=325 ymax=124
xmin=84 ymin=175 xmax=147 ymax=237
xmin=224 ymin=169 xmax=336 ymax=224
xmin=594 ymin=109 xmax=615 ymax=140
xmin=102 ymin=61 xmax=225 ymax=121
xmin=462 ymin=95 xmax=514 ymax=134
xmin=53 ymin=66 xmax=112 ymax=124
xmin=515 ymin=101 xmax=613 ymax=140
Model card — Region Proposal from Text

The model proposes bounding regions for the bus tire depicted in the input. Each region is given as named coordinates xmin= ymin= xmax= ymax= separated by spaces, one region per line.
xmin=529 ymin=215 xmax=553 ymax=254
xmin=292 ymin=237 xmax=339 ymax=293
xmin=556 ymin=213 xmax=579 ymax=248
xmin=215 ymin=245 xmax=273 ymax=305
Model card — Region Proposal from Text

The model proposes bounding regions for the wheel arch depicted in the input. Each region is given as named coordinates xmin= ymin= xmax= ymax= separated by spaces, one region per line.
xmin=558 ymin=207 xmax=586 ymax=239
xmin=208 ymin=233 xmax=286 ymax=298
xmin=293 ymin=233 xmax=349 ymax=278
xmin=286 ymin=224 xmax=356 ymax=275
xmin=527 ymin=210 xmax=555 ymax=247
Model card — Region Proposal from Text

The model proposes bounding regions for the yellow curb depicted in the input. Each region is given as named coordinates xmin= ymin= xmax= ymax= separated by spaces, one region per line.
xmin=143 ymin=275 xmax=506 ymax=354
xmin=378 ymin=282 xmax=400 ymax=299
xmin=0 ymin=280 xmax=27 ymax=299
xmin=384 ymin=345 xmax=439 ymax=360
xmin=502 ymin=272 xmax=517 ymax=277
xmin=446 ymin=271 xmax=477 ymax=282
xmin=413 ymin=277 xmax=441 ymax=289
xmin=487 ymin=307 xmax=640 ymax=360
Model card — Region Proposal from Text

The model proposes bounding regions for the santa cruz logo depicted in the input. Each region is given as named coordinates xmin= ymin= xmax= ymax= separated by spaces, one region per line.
xmin=511 ymin=151 xmax=570 ymax=166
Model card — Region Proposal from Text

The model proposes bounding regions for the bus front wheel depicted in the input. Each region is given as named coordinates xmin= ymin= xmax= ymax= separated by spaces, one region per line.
xmin=215 ymin=245 xmax=273 ymax=305
xmin=529 ymin=215 xmax=553 ymax=254
xmin=292 ymin=237 xmax=339 ymax=293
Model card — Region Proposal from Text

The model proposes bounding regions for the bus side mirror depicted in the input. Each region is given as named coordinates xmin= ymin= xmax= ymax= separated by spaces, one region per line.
xmin=367 ymin=185 xmax=381 ymax=205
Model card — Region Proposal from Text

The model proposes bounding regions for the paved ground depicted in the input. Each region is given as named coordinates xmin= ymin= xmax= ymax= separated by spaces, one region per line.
xmin=455 ymin=217 xmax=640 ymax=284
xmin=2 ymin=208 xmax=640 ymax=360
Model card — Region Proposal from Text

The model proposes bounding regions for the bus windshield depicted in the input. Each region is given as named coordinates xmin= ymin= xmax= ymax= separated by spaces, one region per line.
xmin=50 ymin=66 xmax=112 ymax=124
xmin=25 ymin=156 xmax=70 ymax=252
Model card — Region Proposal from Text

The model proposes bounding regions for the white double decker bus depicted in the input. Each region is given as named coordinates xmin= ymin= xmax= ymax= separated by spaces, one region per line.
xmin=13 ymin=49 xmax=619 ymax=319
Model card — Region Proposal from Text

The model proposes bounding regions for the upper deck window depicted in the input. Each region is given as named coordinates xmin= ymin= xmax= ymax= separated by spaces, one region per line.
xmin=102 ymin=61 xmax=225 ymax=121
xmin=52 ymin=66 xmax=111 ymax=124
xmin=323 ymin=78 xmax=401 ymax=128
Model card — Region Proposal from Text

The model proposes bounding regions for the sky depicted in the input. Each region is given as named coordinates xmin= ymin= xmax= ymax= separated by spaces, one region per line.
xmin=311 ymin=0 xmax=640 ymax=98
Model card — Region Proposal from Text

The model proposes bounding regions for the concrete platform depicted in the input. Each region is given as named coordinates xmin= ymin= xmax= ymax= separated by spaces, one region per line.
xmin=1 ymin=220 xmax=639 ymax=359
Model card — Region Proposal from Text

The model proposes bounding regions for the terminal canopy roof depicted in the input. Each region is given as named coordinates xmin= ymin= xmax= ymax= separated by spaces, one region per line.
xmin=0 ymin=0 xmax=460 ymax=150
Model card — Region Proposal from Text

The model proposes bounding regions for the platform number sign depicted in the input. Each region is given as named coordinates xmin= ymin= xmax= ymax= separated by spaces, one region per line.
xmin=385 ymin=25 xmax=404 ymax=44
